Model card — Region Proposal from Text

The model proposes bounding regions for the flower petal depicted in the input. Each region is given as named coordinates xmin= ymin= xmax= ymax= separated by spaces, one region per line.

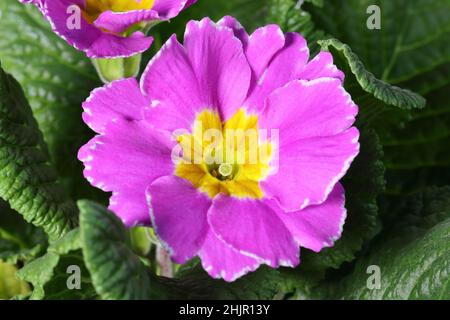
xmin=208 ymin=196 xmax=299 ymax=268
xmin=142 ymin=18 xmax=251 ymax=128
xmin=298 ymin=51 xmax=345 ymax=82
xmin=94 ymin=10 xmax=159 ymax=34
xmin=262 ymin=128 xmax=359 ymax=212
xmin=217 ymin=16 xmax=249 ymax=46
xmin=199 ymin=230 xmax=262 ymax=282
xmin=147 ymin=176 xmax=211 ymax=264
xmin=260 ymin=78 xmax=358 ymax=142
xmin=141 ymin=35 xmax=204 ymax=130
xmin=183 ymin=17 xmax=251 ymax=120
xmin=245 ymin=32 xmax=309 ymax=112
xmin=245 ymin=25 xmax=286 ymax=80
xmin=44 ymin=0 xmax=153 ymax=58
xmin=276 ymin=183 xmax=347 ymax=252
xmin=152 ymin=0 xmax=197 ymax=19
xmin=78 ymin=119 xmax=174 ymax=226
xmin=82 ymin=78 xmax=149 ymax=134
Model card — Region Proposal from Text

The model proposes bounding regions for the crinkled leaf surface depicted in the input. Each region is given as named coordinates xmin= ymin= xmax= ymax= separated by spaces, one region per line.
xmin=0 ymin=63 xmax=77 ymax=240
xmin=16 ymin=228 xmax=96 ymax=300
xmin=316 ymin=187 xmax=450 ymax=300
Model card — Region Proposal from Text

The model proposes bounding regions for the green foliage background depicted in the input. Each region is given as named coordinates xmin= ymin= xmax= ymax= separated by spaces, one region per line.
xmin=0 ymin=0 xmax=448 ymax=300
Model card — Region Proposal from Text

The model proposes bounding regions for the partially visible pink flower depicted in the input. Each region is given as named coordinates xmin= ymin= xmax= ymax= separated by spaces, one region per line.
xmin=78 ymin=17 xmax=360 ymax=281
xmin=19 ymin=0 xmax=197 ymax=58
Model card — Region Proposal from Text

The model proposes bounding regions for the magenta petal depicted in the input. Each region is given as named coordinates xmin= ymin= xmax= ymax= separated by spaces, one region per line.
xmin=183 ymin=18 xmax=251 ymax=120
xmin=152 ymin=0 xmax=197 ymax=19
xmin=141 ymin=35 xmax=206 ymax=131
xmin=78 ymin=119 xmax=174 ymax=227
xmin=82 ymin=78 xmax=149 ymax=134
xmin=43 ymin=0 xmax=153 ymax=58
xmin=142 ymin=18 xmax=251 ymax=128
xmin=260 ymin=78 xmax=358 ymax=142
xmin=262 ymin=128 xmax=360 ymax=212
xmin=199 ymin=230 xmax=262 ymax=282
xmin=147 ymin=176 xmax=211 ymax=264
xmin=245 ymin=25 xmax=285 ymax=80
xmin=94 ymin=10 xmax=159 ymax=34
xmin=276 ymin=183 xmax=347 ymax=252
xmin=85 ymin=31 xmax=153 ymax=58
xmin=217 ymin=16 xmax=249 ymax=48
xmin=245 ymin=32 xmax=309 ymax=112
xmin=259 ymin=78 xmax=359 ymax=211
xmin=208 ymin=196 xmax=299 ymax=268
xmin=298 ymin=52 xmax=345 ymax=82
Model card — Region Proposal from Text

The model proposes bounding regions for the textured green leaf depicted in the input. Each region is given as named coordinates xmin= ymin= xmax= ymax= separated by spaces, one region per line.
xmin=16 ymin=252 xmax=60 ymax=299
xmin=306 ymin=0 xmax=450 ymax=94
xmin=0 ymin=63 xmax=77 ymax=240
xmin=317 ymin=187 xmax=450 ymax=300
xmin=0 ymin=0 xmax=103 ymax=200
xmin=266 ymin=0 xmax=325 ymax=54
xmin=16 ymin=228 xmax=95 ymax=300
xmin=319 ymin=38 xmax=426 ymax=111
xmin=78 ymin=200 xmax=154 ymax=300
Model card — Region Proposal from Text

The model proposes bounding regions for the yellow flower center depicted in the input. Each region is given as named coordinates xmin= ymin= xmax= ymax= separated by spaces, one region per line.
xmin=83 ymin=0 xmax=155 ymax=23
xmin=175 ymin=108 xmax=273 ymax=199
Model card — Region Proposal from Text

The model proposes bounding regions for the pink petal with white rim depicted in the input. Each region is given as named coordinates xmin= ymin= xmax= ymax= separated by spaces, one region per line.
xmin=43 ymin=0 xmax=153 ymax=58
xmin=142 ymin=18 xmax=251 ymax=128
xmin=245 ymin=32 xmax=309 ymax=112
xmin=183 ymin=17 xmax=251 ymax=120
xmin=78 ymin=119 xmax=175 ymax=226
xmin=94 ymin=10 xmax=159 ymax=34
xmin=141 ymin=35 xmax=207 ymax=131
xmin=276 ymin=183 xmax=347 ymax=252
xmin=199 ymin=230 xmax=262 ymax=282
xmin=217 ymin=16 xmax=249 ymax=47
xmin=262 ymin=128 xmax=360 ymax=212
xmin=208 ymin=196 xmax=299 ymax=268
xmin=147 ymin=176 xmax=211 ymax=264
xmin=258 ymin=77 xmax=359 ymax=211
xmin=152 ymin=0 xmax=196 ymax=19
xmin=245 ymin=24 xmax=286 ymax=80
xmin=82 ymin=78 xmax=149 ymax=134
xmin=298 ymin=51 xmax=345 ymax=82
xmin=260 ymin=78 xmax=358 ymax=143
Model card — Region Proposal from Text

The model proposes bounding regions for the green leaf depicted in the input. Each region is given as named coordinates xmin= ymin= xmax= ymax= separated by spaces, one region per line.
xmin=16 ymin=228 xmax=96 ymax=300
xmin=16 ymin=252 xmax=60 ymax=299
xmin=316 ymin=187 xmax=450 ymax=300
xmin=319 ymin=38 xmax=426 ymax=111
xmin=0 ymin=63 xmax=78 ymax=240
xmin=306 ymin=0 xmax=450 ymax=94
xmin=0 ymin=0 xmax=104 ymax=200
xmin=266 ymin=0 xmax=325 ymax=54
xmin=0 ymin=260 xmax=30 ymax=299
xmin=78 ymin=200 xmax=154 ymax=300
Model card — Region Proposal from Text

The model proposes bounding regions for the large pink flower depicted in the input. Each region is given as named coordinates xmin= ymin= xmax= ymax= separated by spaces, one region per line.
xmin=78 ymin=17 xmax=360 ymax=281
xmin=19 ymin=0 xmax=197 ymax=58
